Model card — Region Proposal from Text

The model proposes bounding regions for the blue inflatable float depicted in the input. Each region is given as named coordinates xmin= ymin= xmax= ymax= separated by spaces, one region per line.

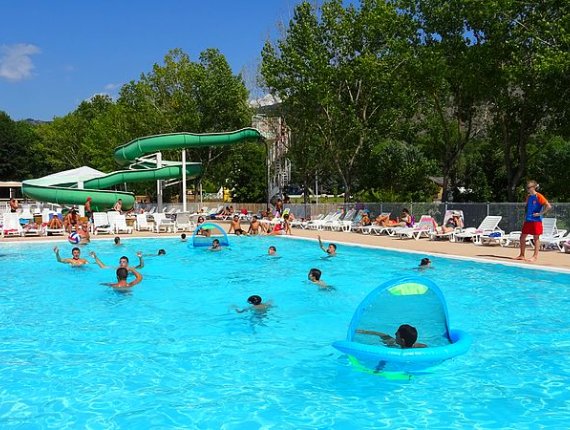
xmin=333 ymin=277 xmax=471 ymax=372
xmin=191 ymin=222 xmax=230 ymax=248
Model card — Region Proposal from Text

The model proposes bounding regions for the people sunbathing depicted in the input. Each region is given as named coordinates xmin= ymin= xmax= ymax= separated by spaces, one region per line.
xmin=436 ymin=211 xmax=463 ymax=234
xmin=375 ymin=209 xmax=413 ymax=227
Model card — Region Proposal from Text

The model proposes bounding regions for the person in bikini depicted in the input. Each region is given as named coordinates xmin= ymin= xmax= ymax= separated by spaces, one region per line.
xmin=228 ymin=215 xmax=247 ymax=236
xmin=53 ymin=246 xmax=89 ymax=266
xmin=436 ymin=211 xmax=463 ymax=234
xmin=356 ymin=324 xmax=427 ymax=348
xmin=64 ymin=208 xmax=79 ymax=233
xmin=375 ymin=209 xmax=413 ymax=228
xmin=196 ymin=216 xmax=211 ymax=237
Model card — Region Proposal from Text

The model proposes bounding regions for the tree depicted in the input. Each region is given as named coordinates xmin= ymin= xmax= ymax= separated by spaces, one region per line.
xmin=262 ymin=0 xmax=414 ymax=202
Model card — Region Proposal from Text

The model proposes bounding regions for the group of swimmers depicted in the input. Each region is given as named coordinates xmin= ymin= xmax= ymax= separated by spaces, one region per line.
xmin=52 ymin=229 xmax=431 ymax=348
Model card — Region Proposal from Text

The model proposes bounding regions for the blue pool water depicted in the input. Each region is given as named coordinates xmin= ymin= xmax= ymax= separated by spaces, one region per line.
xmin=1 ymin=236 xmax=570 ymax=429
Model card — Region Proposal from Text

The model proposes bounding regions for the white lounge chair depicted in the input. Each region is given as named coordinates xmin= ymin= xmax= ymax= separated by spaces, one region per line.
xmin=114 ymin=214 xmax=133 ymax=234
xmin=2 ymin=213 xmax=23 ymax=237
xmin=396 ymin=215 xmax=437 ymax=240
xmin=135 ymin=213 xmax=153 ymax=231
xmin=175 ymin=213 xmax=194 ymax=232
xmin=324 ymin=209 xmax=356 ymax=231
xmin=453 ymin=216 xmax=503 ymax=244
xmin=92 ymin=212 xmax=113 ymax=235
xmin=429 ymin=210 xmax=464 ymax=241
xmin=499 ymin=218 xmax=557 ymax=248
xmin=152 ymin=213 xmax=175 ymax=233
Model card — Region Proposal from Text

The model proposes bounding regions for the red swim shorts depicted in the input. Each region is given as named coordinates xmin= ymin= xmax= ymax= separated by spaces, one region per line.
xmin=522 ymin=221 xmax=543 ymax=235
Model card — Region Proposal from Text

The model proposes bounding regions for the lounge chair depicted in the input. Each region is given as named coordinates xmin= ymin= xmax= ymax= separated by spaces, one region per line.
xmin=152 ymin=213 xmax=175 ymax=233
xmin=499 ymin=218 xmax=556 ymax=248
xmin=2 ymin=213 xmax=23 ymax=237
xmin=291 ymin=214 xmax=322 ymax=229
xmin=307 ymin=211 xmax=341 ymax=230
xmin=135 ymin=213 xmax=153 ymax=231
xmin=324 ymin=209 xmax=357 ymax=232
xmin=92 ymin=212 xmax=113 ymax=235
xmin=396 ymin=215 xmax=437 ymax=240
xmin=114 ymin=214 xmax=133 ymax=234
xmin=452 ymin=216 xmax=503 ymax=244
xmin=429 ymin=210 xmax=464 ymax=241
xmin=175 ymin=213 xmax=194 ymax=232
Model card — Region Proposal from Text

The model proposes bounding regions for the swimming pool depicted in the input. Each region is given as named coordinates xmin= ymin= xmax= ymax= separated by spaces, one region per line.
xmin=1 ymin=236 xmax=569 ymax=429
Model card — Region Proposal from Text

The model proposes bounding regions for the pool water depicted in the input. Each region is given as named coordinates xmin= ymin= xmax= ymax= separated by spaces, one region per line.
xmin=1 ymin=236 xmax=569 ymax=429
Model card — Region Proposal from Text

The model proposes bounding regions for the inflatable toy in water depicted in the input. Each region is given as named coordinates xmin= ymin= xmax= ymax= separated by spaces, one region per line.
xmin=191 ymin=222 xmax=230 ymax=248
xmin=67 ymin=232 xmax=81 ymax=245
xmin=333 ymin=276 xmax=471 ymax=373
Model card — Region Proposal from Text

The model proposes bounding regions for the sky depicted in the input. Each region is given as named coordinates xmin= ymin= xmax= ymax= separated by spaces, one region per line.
xmin=0 ymin=0 xmax=306 ymax=121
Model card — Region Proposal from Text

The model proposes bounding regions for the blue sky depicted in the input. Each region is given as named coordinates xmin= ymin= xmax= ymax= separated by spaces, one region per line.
xmin=0 ymin=0 xmax=305 ymax=120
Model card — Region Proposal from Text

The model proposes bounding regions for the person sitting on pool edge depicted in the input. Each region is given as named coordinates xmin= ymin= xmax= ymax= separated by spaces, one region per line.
xmin=228 ymin=214 xmax=247 ymax=236
xmin=356 ymin=324 xmax=427 ymax=348
xmin=318 ymin=235 xmax=337 ymax=256
xmin=234 ymin=295 xmax=272 ymax=313
xmin=102 ymin=267 xmax=143 ymax=289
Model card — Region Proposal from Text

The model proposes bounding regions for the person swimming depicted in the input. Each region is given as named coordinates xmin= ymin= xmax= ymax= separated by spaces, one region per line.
xmin=356 ymin=324 xmax=427 ymax=348
xmin=210 ymin=239 xmax=221 ymax=251
xmin=102 ymin=267 xmax=143 ymax=289
xmin=418 ymin=257 xmax=432 ymax=269
xmin=180 ymin=233 xmax=187 ymax=242
xmin=268 ymin=246 xmax=277 ymax=256
xmin=158 ymin=249 xmax=166 ymax=256
xmin=114 ymin=236 xmax=122 ymax=245
xmin=318 ymin=235 xmax=337 ymax=256
xmin=235 ymin=295 xmax=272 ymax=313
xmin=308 ymin=268 xmax=330 ymax=289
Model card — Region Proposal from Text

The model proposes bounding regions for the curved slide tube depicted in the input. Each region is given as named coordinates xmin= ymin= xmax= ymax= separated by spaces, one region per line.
xmin=22 ymin=128 xmax=262 ymax=211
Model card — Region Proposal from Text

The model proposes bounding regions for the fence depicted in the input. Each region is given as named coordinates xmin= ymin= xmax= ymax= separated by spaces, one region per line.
xmin=16 ymin=198 xmax=570 ymax=234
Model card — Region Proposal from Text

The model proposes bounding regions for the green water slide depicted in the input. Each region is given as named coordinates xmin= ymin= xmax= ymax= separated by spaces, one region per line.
xmin=22 ymin=128 xmax=263 ymax=211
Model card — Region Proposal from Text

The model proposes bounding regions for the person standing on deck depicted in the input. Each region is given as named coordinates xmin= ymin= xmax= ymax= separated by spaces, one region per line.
xmin=514 ymin=180 xmax=552 ymax=263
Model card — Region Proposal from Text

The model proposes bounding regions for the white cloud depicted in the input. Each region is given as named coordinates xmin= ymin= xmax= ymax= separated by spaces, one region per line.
xmin=0 ymin=43 xmax=41 ymax=81
xmin=104 ymin=83 xmax=121 ymax=91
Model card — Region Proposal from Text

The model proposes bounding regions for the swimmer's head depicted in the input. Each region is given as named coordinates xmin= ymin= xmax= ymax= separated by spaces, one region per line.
xmin=212 ymin=239 xmax=220 ymax=248
xmin=114 ymin=236 xmax=121 ymax=245
xmin=119 ymin=256 xmax=129 ymax=267
xmin=158 ymin=249 xmax=166 ymax=256
xmin=116 ymin=267 xmax=129 ymax=281
xmin=268 ymin=246 xmax=277 ymax=255
xmin=327 ymin=243 xmax=337 ymax=254
xmin=308 ymin=268 xmax=322 ymax=281
xmin=396 ymin=324 xmax=418 ymax=348
xmin=181 ymin=233 xmax=187 ymax=240
xmin=71 ymin=247 xmax=81 ymax=258
xmin=247 ymin=295 xmax=262 ymax=305
xmin=420 ymin=258 xmax=431 ymax=267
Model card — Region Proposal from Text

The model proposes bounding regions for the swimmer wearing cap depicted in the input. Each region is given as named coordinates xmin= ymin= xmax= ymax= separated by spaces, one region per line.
xmin=234 ymin=295 xmax=272 ymax=313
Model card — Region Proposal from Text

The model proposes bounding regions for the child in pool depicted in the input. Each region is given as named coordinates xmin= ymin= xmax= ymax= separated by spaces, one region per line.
xmin=357 ymin=324 xmax=427 ymax=348
xmin=235 ymin=295 xmax=272 ymax=313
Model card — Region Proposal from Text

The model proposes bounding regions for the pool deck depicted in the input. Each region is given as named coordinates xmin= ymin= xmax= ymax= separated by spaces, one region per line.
xmin=3 ymin=224 xmax=570 ymax=272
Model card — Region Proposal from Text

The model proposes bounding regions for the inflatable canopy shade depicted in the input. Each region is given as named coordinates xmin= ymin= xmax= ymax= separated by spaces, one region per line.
xmin=333 ymin=276 xmax=471 ymax=372
xmin=192 ymin=222 xmax=230 ymax=247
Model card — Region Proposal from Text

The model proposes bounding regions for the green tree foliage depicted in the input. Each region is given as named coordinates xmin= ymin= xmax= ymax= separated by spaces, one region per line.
xmin=0 ymin=111 xmax=47 ymax=180
xmin=262 ymin=0 xmax=418 ymax=202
